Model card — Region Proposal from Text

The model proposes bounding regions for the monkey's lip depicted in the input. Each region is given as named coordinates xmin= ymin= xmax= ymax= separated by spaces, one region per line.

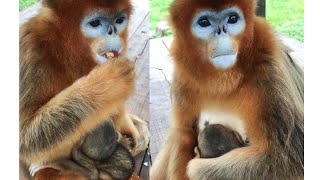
xmin=210 ymin=54 xmax=237 ymax=70
xmin=95 ymin=50 xmax=120 ymax=64
xmin=100 ymin=50 xmax=120 ymax=59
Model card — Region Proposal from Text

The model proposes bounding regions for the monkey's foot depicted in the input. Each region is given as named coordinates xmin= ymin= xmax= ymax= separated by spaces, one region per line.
xmin=29 ymin=163 xmax=74 ymax=177
xmin=32 ymin=168 xmax=88 ymax=180
xmin=30 ymin=161 xmax=97 ymax=180
xmin=129 ymin=114 xmax=149 ymax=156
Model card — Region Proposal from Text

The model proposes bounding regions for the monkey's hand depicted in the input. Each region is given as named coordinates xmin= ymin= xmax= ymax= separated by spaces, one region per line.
xmin=86 ymin=57 xmax=135 ymax=104
xmin=19 ymin=57 xmax=136 ymax=164
xmin=150 ymin=127 xmax=197 ymax=180
xmin=129 ymin=114 xmax=149 ymax=156
xmin=113 ymin=113 xmax=149 ymax=156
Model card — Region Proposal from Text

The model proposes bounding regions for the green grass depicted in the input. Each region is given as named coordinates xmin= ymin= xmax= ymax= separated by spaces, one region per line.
xmin=150 ymin=0 xmax=173 ymax=31
xmin=19 ymin=0 xmax=40 ymax=11
xmin=267 ymin=0 xmax=304 ymax=42
xmin=150 ymin=0 xmax=304 ymax=42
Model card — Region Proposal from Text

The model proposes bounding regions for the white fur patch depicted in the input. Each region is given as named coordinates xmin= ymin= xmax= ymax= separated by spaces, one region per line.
xmin=199 ymin=111 xmax=247 ymax=141
xmin=95 ymin=54 xmax=108 ymax=64
xmin=211 ymin=54 xmax=237 ymax=70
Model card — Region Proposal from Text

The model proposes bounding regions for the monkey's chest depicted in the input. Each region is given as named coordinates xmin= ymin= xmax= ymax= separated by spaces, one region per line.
xmin=198 ymin=109 xmax=247 ymax=141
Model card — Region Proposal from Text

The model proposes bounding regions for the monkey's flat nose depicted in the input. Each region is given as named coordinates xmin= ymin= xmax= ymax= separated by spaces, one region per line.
xmin=216 ymin=25 xmax=228 ymax=35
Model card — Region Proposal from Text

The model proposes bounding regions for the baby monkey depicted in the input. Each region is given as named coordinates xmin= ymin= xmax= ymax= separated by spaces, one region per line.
xmin=196 ymin=124 xmax=248 ymax=158
xmin=71 ymin=120 xmax=136 ymax=180
xmin=32 ymin=117 xmax=149 ymax=180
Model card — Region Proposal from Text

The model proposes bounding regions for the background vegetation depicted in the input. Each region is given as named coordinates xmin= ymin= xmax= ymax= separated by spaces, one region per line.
xmin=19 ymin=0 xmax=304 ymax=41
xmin=19 ymin=0 xmax=40 ymax=11
xmin=266 ymin=0 xmax=304 ymax=41
xmin=150 ymin=0 xmax=304 ymax=41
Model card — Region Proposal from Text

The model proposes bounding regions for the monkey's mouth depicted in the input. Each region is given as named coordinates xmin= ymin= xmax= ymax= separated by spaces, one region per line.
xmin=210 ymin=53 xmax=237 ymax=70
xmin=96 ymin=50 xmax=120 ymax=64
xmin=103 ymin=50 xmax=119 ymax=59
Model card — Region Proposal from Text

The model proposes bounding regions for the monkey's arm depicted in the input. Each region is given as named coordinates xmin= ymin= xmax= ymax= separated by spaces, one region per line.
xmin=151 ymin=127 xmax=197 ymax=180
xmin=187 ymin=61 xmax=304 ymax=180
xmin=20 ymin=59 xmax=135 ymax=164
xmin=151 ymin=88 xmax=199 ymax=180
xmin=188 ymin=117 xmax=303 ymax=180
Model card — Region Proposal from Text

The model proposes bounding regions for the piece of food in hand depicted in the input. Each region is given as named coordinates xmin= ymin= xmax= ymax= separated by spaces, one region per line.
xmin=105 ymin=51 xmax=119 ymax=59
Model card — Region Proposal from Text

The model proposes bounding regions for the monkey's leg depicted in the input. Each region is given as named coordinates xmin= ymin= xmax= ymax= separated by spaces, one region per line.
xmin=151 ymin=128 xmax=197 ymax=180
xmin=151 ymin=103 xmax=199 ymax=180
xmin=20 ymin=59 xmax=135 ymax=164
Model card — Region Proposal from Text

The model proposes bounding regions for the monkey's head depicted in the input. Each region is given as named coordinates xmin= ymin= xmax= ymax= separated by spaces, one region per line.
xmin=169 ymin=0 xmax=256 ymax=71
xmin=43 ymin=0 xmax=132 ymax=64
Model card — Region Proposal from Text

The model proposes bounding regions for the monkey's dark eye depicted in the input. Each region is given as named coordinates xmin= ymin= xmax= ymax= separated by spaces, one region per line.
xmin=89 ymin=20 xmax=101 ymax=27
xmin=198 ymin=17 xmax=211 ymax=27
xmin=115 ymin=17 xmax=125 ymax=24
xmin=228 ymin=14 xmax=239 ymax=24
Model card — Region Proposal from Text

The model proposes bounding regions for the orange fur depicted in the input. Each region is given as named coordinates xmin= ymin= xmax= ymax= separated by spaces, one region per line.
xmin=19 ymin=0 xmax=148 ymax=179
xmin=151 ymin=0 xmax=303 ymax=179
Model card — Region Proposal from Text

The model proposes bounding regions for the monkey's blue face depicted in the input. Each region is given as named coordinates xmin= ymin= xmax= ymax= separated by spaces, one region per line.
xmin=191 ymin=7 xmax=245 ymax=70
xmin=81 ymin=11 xmax=128 ymax=64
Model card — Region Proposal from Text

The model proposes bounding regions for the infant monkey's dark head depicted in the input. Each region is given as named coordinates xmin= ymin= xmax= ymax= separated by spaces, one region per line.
xmin=198 ymin=124 xmax=247 ymax=158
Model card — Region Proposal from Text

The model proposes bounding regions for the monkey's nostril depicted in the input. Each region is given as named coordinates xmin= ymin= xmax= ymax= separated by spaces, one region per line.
xmin=108 ymin=29 xmax=113 ymax=35
xmin=114 ymin=27 xmax=118 ymax=34
xmin=217 ymin=27 xmax=222 ymax=35
xmin=223 ymin=26 xmax=227 ymax=33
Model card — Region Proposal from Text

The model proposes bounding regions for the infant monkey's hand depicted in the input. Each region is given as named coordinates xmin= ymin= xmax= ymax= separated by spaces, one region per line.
xmin=197 ymin=124 xmax=248 ymax=158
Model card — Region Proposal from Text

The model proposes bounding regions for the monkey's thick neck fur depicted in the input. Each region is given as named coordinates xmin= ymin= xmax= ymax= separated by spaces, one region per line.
xmin=169 ymin=9 xmax=303 ymax=180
